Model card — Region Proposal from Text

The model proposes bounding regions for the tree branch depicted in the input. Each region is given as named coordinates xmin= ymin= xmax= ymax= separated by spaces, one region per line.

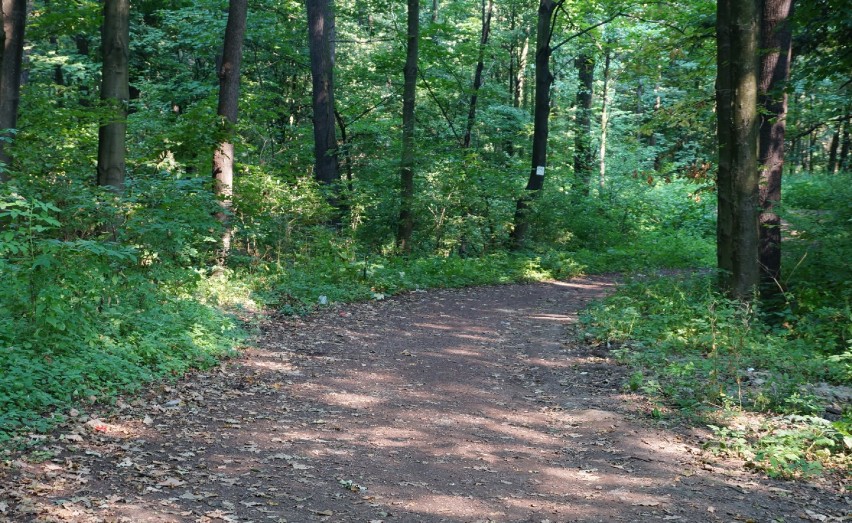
xmin=418 ymin=70 xmax=462 ymax=143
xmin=791 ymin=113 xmax=852 ymax=140
xmin=551 ymin=12 xmax=625 ymax=53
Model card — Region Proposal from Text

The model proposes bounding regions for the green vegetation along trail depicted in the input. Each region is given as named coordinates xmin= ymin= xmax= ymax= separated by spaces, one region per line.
xmin=1 ymin=277 xmax=847 ymax=522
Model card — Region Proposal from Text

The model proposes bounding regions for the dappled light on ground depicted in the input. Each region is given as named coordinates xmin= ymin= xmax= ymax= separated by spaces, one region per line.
xmin=1 ymin=278 xmax=846 ymax=522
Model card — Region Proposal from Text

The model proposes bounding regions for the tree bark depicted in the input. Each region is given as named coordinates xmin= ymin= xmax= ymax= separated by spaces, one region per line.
xmin=599 ymin=43 xmax=612 ymax=188
xmin=462 ymin=0 xmax=493 ymax=149
xmin=757 ymin=0 xmax=793 ymax=295
xmin=716 ymin=0 xmax=761 ymax=298
xmin=0 ymin=0 xmax=27 ymax=179
xmin=574 ymin=52 xmax=594 ymax=196
xmin=307 ymin=0 xmax=341 ymax=193
xmin=212 ymin=0 xmax=247 ymax=262
xmin=396 ymin=0 xmax=419 ymax=252
xmin=839 ymin=121 xmax=850 ymax=171
xmin=827 ymin=128 xmax=839 ymax=173
xmin=96 ymin=0 xmax=130 ymax=191
xmin=510 ymin=0 xmax=557 ymax=250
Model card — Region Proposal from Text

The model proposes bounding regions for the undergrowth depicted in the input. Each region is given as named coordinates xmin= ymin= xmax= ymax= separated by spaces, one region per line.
xmin=581 ymin=172 xmax=852 ymax=479
xmin=0 ymin=174 xmax=714 ymax=446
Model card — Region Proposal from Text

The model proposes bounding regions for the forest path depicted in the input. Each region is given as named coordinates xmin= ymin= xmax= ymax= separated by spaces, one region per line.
xmin=2 ymin=277 xmax=847 ymax=522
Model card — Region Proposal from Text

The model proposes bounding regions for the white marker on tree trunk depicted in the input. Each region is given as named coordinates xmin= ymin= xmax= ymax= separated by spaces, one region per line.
xmin=536 ymin=165 xmax=545 ymax=176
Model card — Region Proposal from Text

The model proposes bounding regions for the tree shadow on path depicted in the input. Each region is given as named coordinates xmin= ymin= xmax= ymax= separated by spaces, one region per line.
xmin=0 ymin=277 xmax=846 ymax=522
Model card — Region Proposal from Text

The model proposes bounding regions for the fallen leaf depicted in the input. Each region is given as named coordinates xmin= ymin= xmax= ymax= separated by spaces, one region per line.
xmin=157 ymin=477 xmax=186 ymax=487
xmin=804 ymin=509 xmax=828 ymax=522
xmin=632 ymin=501 xmax=660 ymax=507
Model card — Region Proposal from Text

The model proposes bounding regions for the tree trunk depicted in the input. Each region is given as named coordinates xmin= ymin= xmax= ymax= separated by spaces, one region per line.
xmin=0 ymin=0 xmax=27 ymax=179
xmin=306 ymin=0 xmax=340 ymax=194
xmin=396 ymin=0 xmax=419 ymax=252
xmin=757 ymin=0 xmax=793 ymax=296
xmin=839 ymin=122 xmax=850 ymax=171
xmin=827 ymin=128 xmax=839 ymax=173
xmin=599 ymin=43 xmax=612 ymax=189
xmin=431 ymin=0 xmax=438 ymax=23
xmin=716 ymin=0 xmax=760 ymax=298
xmin=212 ymin=0 xmax=247 ymax=262
xmin=513 ymin=22 xmax=529 ymax=110
xmin=510 ymin=0 xmax=557 ymax=250
xmin=462 ymin=0 xmax=493 ymax=149
xmin=574 ymin=52 xmax=594 ymax=196
xmin=96 ymin=0 xmax=130 ymax=191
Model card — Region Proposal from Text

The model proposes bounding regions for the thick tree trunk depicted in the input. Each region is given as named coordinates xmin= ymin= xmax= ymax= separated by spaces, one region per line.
xmin=574 ymin=52 xmax=594 ymax=196
xmin=462 ymin=0 xmax=493 ymax=149
xmin=396 ymin=0 xmax=419 ymax=252
xmin=716 ymin=0 xmax=761 ymax=298
xmin=757 ymin=0 xmax=793 ymax=295
xmin=510 ymin=0 xmax=557 ymax=250
xmin=212 ymin=0 xmax=247 ymax=262
xmin=96 ymin=0 xmax=130 ymax=191
xmin=0 ymin=0 xmax=27 ymax=179
xmin=307 ymin=0 xmax=340 ymax=193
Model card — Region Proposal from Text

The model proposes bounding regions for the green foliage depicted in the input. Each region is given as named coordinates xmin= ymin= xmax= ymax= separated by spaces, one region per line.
xmin=0 ymin=183 xmax=242 ymax=445
xmin=707 ymin=415 xmax=850 ymax=479
xmin=582 ymin=171 xmax=852 ymax=476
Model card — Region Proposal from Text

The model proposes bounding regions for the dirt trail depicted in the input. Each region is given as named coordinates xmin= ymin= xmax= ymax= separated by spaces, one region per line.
xmin=1 ymin=277 xmax=848 ymax=522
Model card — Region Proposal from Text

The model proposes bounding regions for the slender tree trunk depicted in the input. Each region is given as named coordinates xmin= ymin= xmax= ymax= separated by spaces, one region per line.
xmin=333 ymin=110 xmax=354 ymax=193
xmin=396 ymin=0 xmax=419 ymax=252
xmin=515 ymin=34 xmax=529 ymax=110
xmin=804 ymin=130 xmax=811 ymax=171
xmin=212 ymin=0 xmax=247 ymax=262
xmin=757 ymin=0 xmax=793 ymax=295
xmin=716 ymin=0 xmax=760 ymax=298
xmin=0 ymin=0 xmax=27 ymax=179
xmin=839 ymin=122 xmax=850 ymax=171
xmin=827 ymin=128 xmax=839 ymax=173
xmin=431 ymin=0 xmax=438 ymax=23
xmin=599 ymin=43 xmax=612 ymax=188
xmin=306 ymin=0 xmax=340 ymax=194
xmin=462 ymin=0 xmax=493 ymax=149
xmin=574 ymin=52 xmax=594 ymax=196
xmin=510 ymin=0 xmax=557 ymax=250
xmin=96 ymin=0 xmax=130 ymax=190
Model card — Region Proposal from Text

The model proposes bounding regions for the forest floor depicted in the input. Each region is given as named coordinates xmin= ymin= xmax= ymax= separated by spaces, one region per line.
xmin=1 ymin=277 xmax=849 ymax=522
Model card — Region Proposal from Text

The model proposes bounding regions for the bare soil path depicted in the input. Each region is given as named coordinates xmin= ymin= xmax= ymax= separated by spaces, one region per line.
xmin=1 ymin=277 xmax=848 ymax=522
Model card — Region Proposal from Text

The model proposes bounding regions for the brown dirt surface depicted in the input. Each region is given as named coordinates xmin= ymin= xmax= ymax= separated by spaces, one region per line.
xmin=1 ymin=277 xmax=849 ymax=522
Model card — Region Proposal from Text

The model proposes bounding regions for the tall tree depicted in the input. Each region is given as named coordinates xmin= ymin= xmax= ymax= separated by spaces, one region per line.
xmin=510 ymin=0 xmax=558 ymax=249
xmin=96 ymin=0 xmax=130 ymax=190
xmin=716 ymin=0 xmax=760 ymax=298
xmin=396 ymin=0 xmax=419 ymax=252
xmin=212 ymin=0 xmax=248 ymax=261
xmin=0 ymin=0 xmax=27 ymax=179
xmin=598 ymin=41 xmax=613 ymax=188
xmin=573 ymin=52 xmax=594 ymax=196
xmin=757 ymin=0 xmax=793 ymax=295
xmin=306 ymin=0 xmax=341 ymax=208
xmin=462 ymin=0 xmax=494 ymax=149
